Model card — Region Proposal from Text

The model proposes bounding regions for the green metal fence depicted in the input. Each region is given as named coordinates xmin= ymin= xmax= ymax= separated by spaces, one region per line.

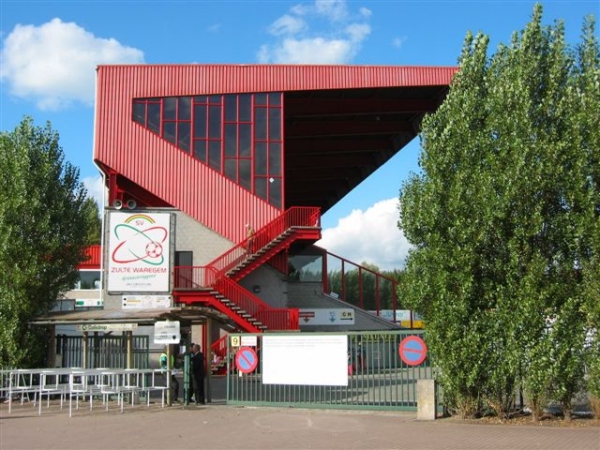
xmin=226 ymin=330 xmax=434 ymax=411
xmin=56 ymin=335 xmax=150 ymax=369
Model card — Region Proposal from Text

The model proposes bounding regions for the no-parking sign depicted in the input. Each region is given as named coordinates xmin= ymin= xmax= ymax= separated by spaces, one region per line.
xmin=235 ymin=346 xmax=259 ymax=374
xmin=399 ymin=336 xmax=428 ymax=366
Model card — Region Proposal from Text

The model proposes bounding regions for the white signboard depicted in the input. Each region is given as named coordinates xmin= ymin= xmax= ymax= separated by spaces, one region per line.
xmin=76 ymin=323 xmax=138 ymax=332
xmin=262 ymin=335 xmax=348 ymax=386
xmin=107 ymin=212 xmax=171 ymax=293
xmin=241 ymin=335 xmax=258 ymax=347
xmin=122 ymin=295 xmax=171 ymax=309
xmin=298 ymin=308 xmax=355 ymax=325
xmin=154 ymin=321 xmax=181 ymax=344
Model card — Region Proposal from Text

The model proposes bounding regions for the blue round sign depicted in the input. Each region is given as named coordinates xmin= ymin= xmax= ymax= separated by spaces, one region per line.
xmin=399 ymin=336 xmax=428 ymax=366
xmin=235 ymin=346 xmax=258 ymax=374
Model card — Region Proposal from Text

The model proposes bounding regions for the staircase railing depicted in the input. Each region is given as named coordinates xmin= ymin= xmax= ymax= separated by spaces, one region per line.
xmin=323 ymin=250 xmax=401 ymax=323
xmin=208 ymin=206 xmax=321 ymax=278
xmin=174 ymin=207 xmax=319 ymax=331
xmin=207 ymin=267 xmax=299 ymax=330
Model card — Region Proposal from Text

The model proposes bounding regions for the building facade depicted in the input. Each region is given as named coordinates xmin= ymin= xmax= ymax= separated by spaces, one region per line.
xmin=39 ymin=64 xmax=456 ymax=366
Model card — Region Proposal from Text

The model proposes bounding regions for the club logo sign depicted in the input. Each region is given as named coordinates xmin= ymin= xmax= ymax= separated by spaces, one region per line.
xmin=107 ymin=212 xmax=171 ymax=293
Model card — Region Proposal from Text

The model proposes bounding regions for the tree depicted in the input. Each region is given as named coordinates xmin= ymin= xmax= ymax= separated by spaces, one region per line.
xmin=0 ymin=117 xmax=92 ymax=368
xmin=399 ymin=5 xmax=599 ymax=419
xmin=82 ymin=196 xmax=102 ymax=245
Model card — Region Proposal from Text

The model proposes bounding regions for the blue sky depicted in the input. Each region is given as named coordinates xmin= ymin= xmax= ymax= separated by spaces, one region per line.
xmin=1 ymin=0 xmax=597 ymax=270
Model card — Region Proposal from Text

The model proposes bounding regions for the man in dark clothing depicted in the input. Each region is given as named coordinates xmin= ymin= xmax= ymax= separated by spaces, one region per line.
xmin=190 ymin=344 xmax=205 ymax=405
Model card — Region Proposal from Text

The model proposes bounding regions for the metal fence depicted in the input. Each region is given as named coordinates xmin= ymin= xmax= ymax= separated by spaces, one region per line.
xmin=56 ymin=335 xmax=150 ymax=369
xmin=226 ymin=330 xmax=434 ymax=411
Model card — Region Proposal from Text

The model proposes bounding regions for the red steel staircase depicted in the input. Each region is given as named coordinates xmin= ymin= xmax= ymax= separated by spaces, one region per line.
xmin=174 ymin=206 xmax=321 ymax=333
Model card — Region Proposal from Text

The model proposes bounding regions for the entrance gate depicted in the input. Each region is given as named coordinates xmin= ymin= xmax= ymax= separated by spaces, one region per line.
xmin=226 ymin=330 xmax=434 ymax=411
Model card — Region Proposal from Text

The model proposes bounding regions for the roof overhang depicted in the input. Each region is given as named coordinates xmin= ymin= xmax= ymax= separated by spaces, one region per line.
xmin=30 ymin=306 xmax=231 ymax=327
xmin=282 ymin=84 xmax=454 ymax=212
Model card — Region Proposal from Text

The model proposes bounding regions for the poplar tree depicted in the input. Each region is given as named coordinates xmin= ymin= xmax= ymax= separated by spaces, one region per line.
xmin=0 ymin=117 xmax=91 ymax=367
xmin=399 ymin=5 xmax=599 ymax=419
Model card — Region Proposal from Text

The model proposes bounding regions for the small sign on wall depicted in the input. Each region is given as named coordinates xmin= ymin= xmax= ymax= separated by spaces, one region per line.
xmin=154 ymin=321 xmax=181 ymax=344
xmin=122 ymin=295 xmax=171 ymax=309
xmin=298 ymin=308 xmax=355 ymax=325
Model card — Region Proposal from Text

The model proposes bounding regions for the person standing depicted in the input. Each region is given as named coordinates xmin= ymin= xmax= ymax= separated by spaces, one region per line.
xmin=160 ymin=346 xmax=180 ymax=403
xmin=245 ymin=223 xmax=255 ymax=253
xmin=190 ymin=344 xmax=206 ymax=405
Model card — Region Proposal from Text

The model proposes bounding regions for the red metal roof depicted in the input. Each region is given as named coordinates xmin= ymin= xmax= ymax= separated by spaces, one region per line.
xmin=78 ymin=244 xmax=101 ymax=270
xmin=96 ymin=64 xmax=456 ymax=96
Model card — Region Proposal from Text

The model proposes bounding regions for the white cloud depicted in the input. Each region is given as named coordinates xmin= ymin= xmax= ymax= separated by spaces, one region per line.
xmin=314 ymin=0 xmax=348 ymax=21
xmin=359 ymin=7 xmax=372 ymax=18
xmin=258 ymin=0 xmax=370 ymax=64
xmin=0 ymin=18 xmax=145 ymax=110
xmin=392 ymin=36 xmax=407 ymax=49
xmin=83 ymin=175 xmax=106 ymax=209
xmin=268 ymin=15 xmax=307 ymax=36
xmin=259 ymin=38 xmax=354 ymax=64
xmin=317 ymin=198 xmax=412 ymax=271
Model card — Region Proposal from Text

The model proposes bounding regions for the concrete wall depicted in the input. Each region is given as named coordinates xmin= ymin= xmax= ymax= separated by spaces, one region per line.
xmin=287 ymin=282 xmax=400 ymax=332
xmin=174 ymin=210 xmax=233 ymax=266
xmin=239 ymin=265 xmax=288 ymax=309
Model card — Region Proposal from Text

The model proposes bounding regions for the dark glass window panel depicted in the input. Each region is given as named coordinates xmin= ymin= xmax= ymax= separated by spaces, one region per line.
xmin=269 ymin=177 xmax=282 ymax=209
xmin=209 ymin=95 xmax=221 ymax=103
xmin=269 ymin=142 xmax=281 ymax=175
xmin=225 ymin=95 xmax=237 ymax=122
xmin=148 ymin=103 xmax=161 ymax=134
xmin=133 ymin=102 xmax=146 ymax=125
xmin=239 ymin=159 xmax=251 ymax=190
xmin=194 ymin=96 xmax=207 ymax=103
xmin=209 ymin=105 xmax=221 ymax=139
xmin=209 ymin=141 xmax=221 ymax=171
xmin=163 ymin=122 xmax=176 ymax=145
xmin=193 ymin=140 xmax=206 ymax=162
xmin=255 ymin=142 xmax=267 ymax=176
xmin=269 ymin=108 xmax=282 ymax=140
xmin=178 ymin=97 xmax=191 ymax=120
xmin=178 ymin=122 xmax=190 ymax=153
xmin=269 ymin=92 xmax=281 ymax=106
xmin=164 ymin=97 xmax=177 ymax=120
xmin=225 ymin=124 xmax=237 ymax=157
xmin=239 ymin=124 xmax=251 ymax=157
xmin=254 ymin=108 xmax=267 ymax=140
xmin=255 ymin=93 xmax=267 ymax=105
xmin=194 ymin=105 xmax=207 ymax=138
xmin=254 ymin=177 xmax=267 ymax=201
xmin=224 ymin=159 xmax=237 ymax=182
xmin=239 ymin=94 xmax=251 ymax=122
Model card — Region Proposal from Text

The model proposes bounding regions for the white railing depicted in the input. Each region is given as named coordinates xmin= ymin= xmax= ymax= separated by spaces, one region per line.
xmin=4 ymin=367 xmax=168 ymax=417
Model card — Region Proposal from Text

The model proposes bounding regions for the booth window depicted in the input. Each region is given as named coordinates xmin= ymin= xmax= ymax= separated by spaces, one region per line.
xmin=75 ymin=270 xmax=101 ymax=290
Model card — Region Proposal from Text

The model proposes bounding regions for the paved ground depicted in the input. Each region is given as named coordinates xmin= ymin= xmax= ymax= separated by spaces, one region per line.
xmin=1 ymin=400 xmax=598 ymax=450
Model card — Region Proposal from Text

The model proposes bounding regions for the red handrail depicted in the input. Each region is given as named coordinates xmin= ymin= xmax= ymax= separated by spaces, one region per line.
xmin=208 ymin=206 xmax=320 ymax=278
xmin=208 ymin=267 xmax=299 ymax=330
xmin=174 ymin=207 xmax=319 ymax=331
xmin=323 ymin=249 xmax=401 ymax=324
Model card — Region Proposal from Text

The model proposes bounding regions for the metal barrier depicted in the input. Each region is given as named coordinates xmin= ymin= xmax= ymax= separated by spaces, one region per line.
xmin=226 ymin=330 xmax=434 ymax=411
xmin=56 ymin=335 xmax=150 ymax=369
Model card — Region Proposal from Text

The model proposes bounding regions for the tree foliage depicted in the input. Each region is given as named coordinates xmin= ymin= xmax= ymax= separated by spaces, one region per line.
xmin=82 ymin=196 xmax=102 ymax=245
xmin=399 ymin=5 xmax=599 ymax=419
xmin=0 ymin=117 xmax=92 ymax=367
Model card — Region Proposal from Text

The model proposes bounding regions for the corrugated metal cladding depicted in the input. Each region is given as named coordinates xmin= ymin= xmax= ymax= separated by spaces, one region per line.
xmin=97 ymin=64 xmax=457 ymax=97
xmin=78 ymin=245 xmax=101 ymax=269
xmin=94 ymin=64 xmax=457 ymax=242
